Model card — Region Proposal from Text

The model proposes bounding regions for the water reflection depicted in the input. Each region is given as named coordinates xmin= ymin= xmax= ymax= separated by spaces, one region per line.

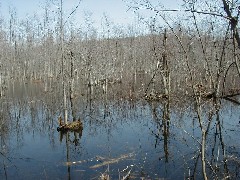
xmin=0 ymin=82 xmax=239 ymax=179
xmin=61 ymin=131 xmax=83 ymax=180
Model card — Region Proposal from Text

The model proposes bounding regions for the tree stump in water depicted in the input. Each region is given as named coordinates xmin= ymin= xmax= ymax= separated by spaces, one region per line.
xmin=57 ymin=116 xmax=83 ymax=133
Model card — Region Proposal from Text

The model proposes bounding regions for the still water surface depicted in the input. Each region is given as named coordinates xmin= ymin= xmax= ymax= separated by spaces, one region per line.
xmin=0 ymin=82 xmax=239 ymax=179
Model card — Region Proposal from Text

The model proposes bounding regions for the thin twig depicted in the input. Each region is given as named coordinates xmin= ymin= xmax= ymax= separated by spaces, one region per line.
xmin=63 ymin=0 xmax=82 ymax=26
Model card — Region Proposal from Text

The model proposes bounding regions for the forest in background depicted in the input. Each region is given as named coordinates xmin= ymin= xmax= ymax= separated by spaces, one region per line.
xmin=0 ymin=1 xmax=240 ymax=179
xmin=0 ymin=0 xmax=240 ymax=102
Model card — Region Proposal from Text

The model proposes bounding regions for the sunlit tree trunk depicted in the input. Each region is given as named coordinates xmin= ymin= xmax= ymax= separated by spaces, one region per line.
xmin=59 ymin=0 xmax=68 ymax=124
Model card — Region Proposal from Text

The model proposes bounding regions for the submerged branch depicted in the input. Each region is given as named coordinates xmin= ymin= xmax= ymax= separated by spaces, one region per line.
xmin=201 ymin=130 xmax=208 ymax=180
xmin=222 ymin=97 xmax=240 ymax=105
xmin=90 ymin=153 xmax=135 ymax=169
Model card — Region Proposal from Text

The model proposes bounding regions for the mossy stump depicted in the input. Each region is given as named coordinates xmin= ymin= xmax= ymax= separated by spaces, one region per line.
xmin=57 ymin=116 xmax=83 ymax=133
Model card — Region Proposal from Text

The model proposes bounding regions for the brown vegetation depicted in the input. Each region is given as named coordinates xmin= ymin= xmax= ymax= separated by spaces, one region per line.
xmin=57 ymin=116 xmax=83 ymax=132
xmin=0 ymin=0 xmax=240 ymax=179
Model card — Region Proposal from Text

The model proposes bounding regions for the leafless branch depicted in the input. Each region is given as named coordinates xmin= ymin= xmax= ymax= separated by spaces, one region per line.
xmin=64 ymin=0 xmax=82 ymax=26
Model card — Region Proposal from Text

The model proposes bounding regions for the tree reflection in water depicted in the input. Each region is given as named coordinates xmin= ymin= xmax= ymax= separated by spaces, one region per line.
xmin=0 ymin=81 xmax=239 ymax=179
xmin=149 ymin=97 xmax=240 ymax=179
xmin=59 ymin=130 xmax=83 ymax=180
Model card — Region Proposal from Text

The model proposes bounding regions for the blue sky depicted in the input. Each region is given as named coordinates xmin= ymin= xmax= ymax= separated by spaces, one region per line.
xmin=0 ymin=0 xmax=182 ymax=30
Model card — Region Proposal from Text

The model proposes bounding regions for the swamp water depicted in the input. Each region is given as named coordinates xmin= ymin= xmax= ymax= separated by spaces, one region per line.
xmin=0 ymin=81 xmax=240 ymax=179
